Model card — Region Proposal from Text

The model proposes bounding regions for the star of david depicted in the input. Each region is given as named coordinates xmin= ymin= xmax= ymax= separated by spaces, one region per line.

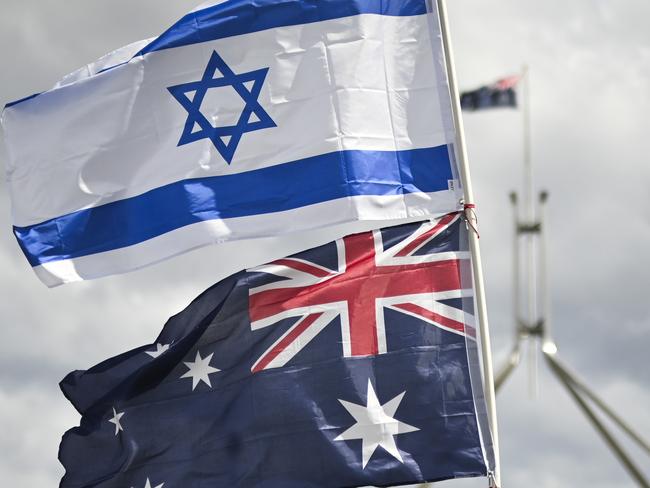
xmin=167 ymin=50 xmax=276 ymax=164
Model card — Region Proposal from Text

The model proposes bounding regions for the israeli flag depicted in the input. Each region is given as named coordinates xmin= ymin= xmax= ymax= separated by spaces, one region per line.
xmin=2 ymin=0 xmax=462 ymax=286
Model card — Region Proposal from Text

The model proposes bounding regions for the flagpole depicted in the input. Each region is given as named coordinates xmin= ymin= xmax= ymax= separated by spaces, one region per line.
xmin=435 ymin=0 xmax=502 ymax=485
xmin=545 ymin=352 xmax=650 ymax=488
xmin=521 ymin=64 xmax=539 ymax=398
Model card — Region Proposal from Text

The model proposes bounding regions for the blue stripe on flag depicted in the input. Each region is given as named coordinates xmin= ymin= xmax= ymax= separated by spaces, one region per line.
xmin=4 ymin=93 xmax=42 ymax=109
xmin=4 ymin=0 xmax=429 ymax=109
xmin=137 ymin=0 xmax=428 ymax=56
xmin=14 ymin=146 xmax=453 ymax=267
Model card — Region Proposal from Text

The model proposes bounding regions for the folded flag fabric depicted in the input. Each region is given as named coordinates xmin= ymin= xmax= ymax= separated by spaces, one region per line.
xmin=1 ymin=0 xmax=465 ymax=287
xmin=59 ymin=212 xmax=495 ymax=487
xmin=460 ymin=75 xmax=520 ymax=111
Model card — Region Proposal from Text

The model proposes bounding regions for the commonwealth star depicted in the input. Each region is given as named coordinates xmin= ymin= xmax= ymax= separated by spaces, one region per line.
xmin=181 ymin=351 xmax=220 ymax=391
xmin=335 ymin=379 xmax=419 ymax=468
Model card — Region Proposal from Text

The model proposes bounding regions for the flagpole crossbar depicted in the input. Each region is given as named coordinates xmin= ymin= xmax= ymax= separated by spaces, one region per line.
xmin=516 ymin=222 xmax=541 ymax=234
xmin=516 ymin=318 xmax=544 ymax=337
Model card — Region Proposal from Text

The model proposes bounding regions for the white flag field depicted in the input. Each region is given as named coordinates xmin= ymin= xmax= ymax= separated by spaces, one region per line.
xmin=1 ymin=0 xmax=463 ymax=286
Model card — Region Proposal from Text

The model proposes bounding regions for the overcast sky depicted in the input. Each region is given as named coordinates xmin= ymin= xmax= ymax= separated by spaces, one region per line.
xmin=0 ymin=1 xmax=649 ymax=487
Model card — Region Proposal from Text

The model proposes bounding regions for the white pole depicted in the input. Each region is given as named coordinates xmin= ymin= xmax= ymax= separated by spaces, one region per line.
xmin=510 ymin=192 xmax=521 ymax=340
xmin=435 ymin=0 xmax=502 ymax=485
xmin=493 ymin=193 xmax=522 ymax=393
xmin=538 ymin=191 xmax=554 ymax=351
xmin=521 ymin=65 xmax=539 ymax=398
xmin=522 ymin=65 xmax=533 ymax=224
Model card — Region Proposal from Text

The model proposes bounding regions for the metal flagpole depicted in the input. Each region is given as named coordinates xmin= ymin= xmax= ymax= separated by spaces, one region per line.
xmin=547 ymin=352 xmax=650 ymax=457
xmin=510 ymin=191 xmax=521 ymax=346
xmin=499 ymin=176 xmax=650 ymax=486
xmin=435 ymin=0 xmax=502 ymax=485
xmin=538 ymin=190 xmax=554 ymax=352
xmin=494 ymin=342 xmax=521 ymax=392
xmin=522 ymin=65 xmax=533 ymax=223
xmin=465 ymin=48 xmax=650 ymax=488
xmin=545 ymin=351 xmax=650 ymax=488
xmin=521 ymin=65 xmax=539 ymax=398
xmin=495 ymin=193 xmax=523 ymax=392
xmin=492 ymin=65 xmax=650 ymax=484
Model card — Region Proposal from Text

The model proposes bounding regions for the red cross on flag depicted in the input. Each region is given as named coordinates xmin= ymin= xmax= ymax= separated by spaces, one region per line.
xmin=248 ymin=212 xmax=476 ymax=373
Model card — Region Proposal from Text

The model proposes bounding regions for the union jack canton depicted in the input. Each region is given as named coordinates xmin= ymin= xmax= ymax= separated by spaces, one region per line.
xmin=249 ymin=212 xmax=476 ymax=373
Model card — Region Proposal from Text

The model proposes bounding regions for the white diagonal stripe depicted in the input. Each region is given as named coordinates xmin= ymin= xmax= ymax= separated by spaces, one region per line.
xmin=252 ymin=310 xmax=339 ymax=371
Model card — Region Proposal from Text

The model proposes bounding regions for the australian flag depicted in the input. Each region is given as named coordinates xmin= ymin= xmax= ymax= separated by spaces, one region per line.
xmin=460 ymin=75 xmax=520 ymax=111
xmin=59 ymin=213 xmax=495 ymax=488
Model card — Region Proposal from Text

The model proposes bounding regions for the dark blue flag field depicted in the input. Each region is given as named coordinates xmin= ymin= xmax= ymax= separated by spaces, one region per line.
xmin=460 ymin=75 xmax=520 ymax=111
xmin=59 ymin=213 xmax=495 ymax=487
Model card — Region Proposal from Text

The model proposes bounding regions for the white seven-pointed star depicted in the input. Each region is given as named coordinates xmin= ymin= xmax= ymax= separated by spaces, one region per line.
xmin=145 ymin=343 xmax=170 ymax=358
xmin=335 ymin=380 xmax=419 ymax=468
xmin=131 ymin=478 xmax=164 ymax=488
xmin=181 ymin=351 xmax=220 ymax=390
xmin=108 ymin=407 xmax=124 ymax=436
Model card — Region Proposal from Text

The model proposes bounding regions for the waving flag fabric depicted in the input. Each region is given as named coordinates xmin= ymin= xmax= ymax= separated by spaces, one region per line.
xmin=460 ymin=75 xmax=520 ymax=111
xmin=1 ymin=0 xmax=463 ymax=286
xmin=59 ymin=213 xmax=495 ymax=487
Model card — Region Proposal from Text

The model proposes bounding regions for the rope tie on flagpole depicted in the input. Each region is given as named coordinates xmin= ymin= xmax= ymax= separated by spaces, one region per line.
xmin=463 ymin=203 xmax=480 ymax=238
